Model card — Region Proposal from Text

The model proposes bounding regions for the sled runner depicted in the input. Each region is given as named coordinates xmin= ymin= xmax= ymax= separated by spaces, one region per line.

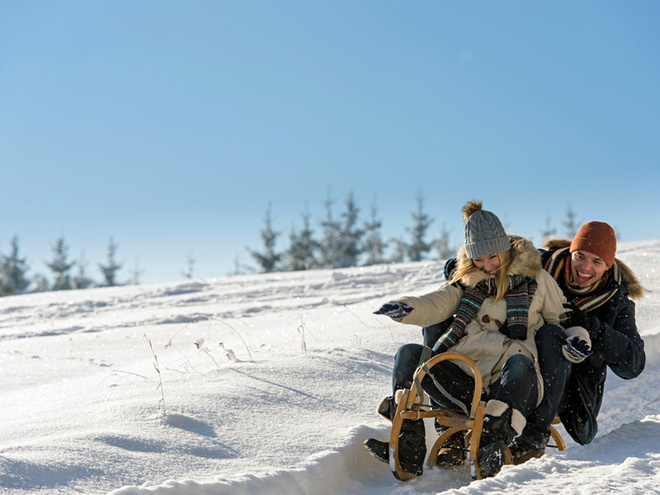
xmin=388 ymin=352 xmax=566 ymax=481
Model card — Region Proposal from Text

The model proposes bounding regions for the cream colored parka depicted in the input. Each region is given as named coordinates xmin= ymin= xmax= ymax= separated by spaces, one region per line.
xmin=391 ymin=236 xmax=588 ymax=405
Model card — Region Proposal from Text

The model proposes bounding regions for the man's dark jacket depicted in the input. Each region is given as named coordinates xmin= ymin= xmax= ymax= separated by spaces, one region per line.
xmin=541 ymin=240 xmax=645 ymax=445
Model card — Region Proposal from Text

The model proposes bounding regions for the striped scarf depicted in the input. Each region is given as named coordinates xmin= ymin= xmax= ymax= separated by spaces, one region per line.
xmin=544 ymin=247 xmax=620 ymax=312
xmin=436 ymin=274 xmax=538 ymax=349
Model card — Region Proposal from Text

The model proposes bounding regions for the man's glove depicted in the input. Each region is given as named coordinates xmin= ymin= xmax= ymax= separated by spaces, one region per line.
xmin=373 ymin=302 xmax=414 ymax=319
xmin=559 ymin=303 xmax=592 ymax=331
xmin=555 ymin=333 xmax=593 ymax=363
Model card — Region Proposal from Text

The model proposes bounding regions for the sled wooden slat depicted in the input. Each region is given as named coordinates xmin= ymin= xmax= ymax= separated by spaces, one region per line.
xmin=550 ymin=417 xmax=567 ymax=451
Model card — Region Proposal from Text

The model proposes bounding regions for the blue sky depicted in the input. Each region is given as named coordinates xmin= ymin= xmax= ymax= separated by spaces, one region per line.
xmin=1 ymin=1 xmax=659 ymax=285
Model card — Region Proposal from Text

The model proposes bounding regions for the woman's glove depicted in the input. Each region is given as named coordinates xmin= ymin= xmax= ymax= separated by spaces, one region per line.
xmin=373 ymin=302 xmax=414 ymax=319
xmin=497 ymin=319 xmax=527 ymax=340
xmin=432 ymin=341 xmax=448 ymax=354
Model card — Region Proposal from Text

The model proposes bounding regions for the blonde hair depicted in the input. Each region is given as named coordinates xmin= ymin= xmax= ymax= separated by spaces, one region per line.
xmin=450 ymin=250 xmax=512 ymax=302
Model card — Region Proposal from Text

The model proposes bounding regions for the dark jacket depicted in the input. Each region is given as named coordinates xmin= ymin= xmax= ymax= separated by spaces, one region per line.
xmin=541 ymin=240 xmax=645 ymax=444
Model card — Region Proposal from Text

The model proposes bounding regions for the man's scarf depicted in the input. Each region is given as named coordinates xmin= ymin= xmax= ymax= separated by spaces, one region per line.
xmin=544 ymin=247 xmax=620 ymax=312
xmin=436 ymin=274 xmax=538 ymax=349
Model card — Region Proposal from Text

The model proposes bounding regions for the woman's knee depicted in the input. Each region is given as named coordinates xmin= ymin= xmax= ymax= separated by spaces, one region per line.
xmin=500 ymin=355 xmax=538 ymax=413
xmin=393 ymin=344 xmax=426 ymax=391
xmin=394 ymin=343 xmax=425 ymax=364
xmin=503 ymin=353 xmax=535 ymax=375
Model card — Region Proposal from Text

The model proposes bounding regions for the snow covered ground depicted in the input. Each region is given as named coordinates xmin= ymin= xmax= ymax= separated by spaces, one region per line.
xmin=1 ymin=240 xmax=659 ymax=495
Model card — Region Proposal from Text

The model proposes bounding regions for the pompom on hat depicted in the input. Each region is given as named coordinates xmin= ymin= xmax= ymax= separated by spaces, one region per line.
xmin=570 ymin=221 xmax=617 ymax=268
xmin=462 ymin=201 xmax=510 ymax=259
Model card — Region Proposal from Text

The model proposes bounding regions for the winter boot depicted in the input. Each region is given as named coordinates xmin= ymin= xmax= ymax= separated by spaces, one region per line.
xmin=435 ymin=430 xmax=467 ymax=467
xmin=473 ymin=400 xmax=526 ymax=479
xmin=377 ymin=389 xmax=413 ymax=422
xmin=364 ymin=418 xmax=426 ymax=477
xmin=377 ymin=395 xmax=396 ymax=422
xmin=363 ymin=437 xmax=389 ymax=464
xmin=509 ymin=439 xmax=545 ymax=465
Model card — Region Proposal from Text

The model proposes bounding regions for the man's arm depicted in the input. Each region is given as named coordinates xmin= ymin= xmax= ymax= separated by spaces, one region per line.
xmin=591 ymin=291 xmax=645 ymax=379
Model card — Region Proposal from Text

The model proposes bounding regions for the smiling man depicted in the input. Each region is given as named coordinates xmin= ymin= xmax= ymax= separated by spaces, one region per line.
xmin=509 ymin=221 xmax=646 ymax=463
xmin=570 ymin=250 xmax=609 ymax=286
xmin=567 ymin=222 xmax=617 ymax=288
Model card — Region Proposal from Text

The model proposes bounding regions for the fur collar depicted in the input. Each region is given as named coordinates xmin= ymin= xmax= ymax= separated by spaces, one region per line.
xmin=543 ymin=238 xmax=644 ymax=299
xmin=455 ymin=236 xmax=541 ymax=288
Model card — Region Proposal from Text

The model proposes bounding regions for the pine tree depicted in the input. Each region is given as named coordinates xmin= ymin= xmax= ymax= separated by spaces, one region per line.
xmin=563 ymin=204 xmax=579 ymax=239
xmin=407 ymin=192 xmax=434 ymax=262
xmin=47 ymin=236 xmax=75 ymax=291
xmin=72 ymin=252 xmax=94 ymax=290
xmin=336 ymin=192 xmax=364 ymax=268
xmin=181 ymin=253 xmax=195 ymax=279
xmin=317 ymin=191 xmax=343 ymax=269
xmin=31 ymin=274 xmax=50 ymax=293
xmin=540 ymin=215 xmax=556 ymax=243
xmin=129 ymin=256 xmax=146 ymax=285
xmin=362 ymin=200 xmax=387 ymax=266
xmin=285 ymin=208 xmax=319 ymax=271
xmin=99 ymin=237 xmax=124 ymax=286
xmin=389 ymin=237 xmax=409 ymax=264
xmin=434 ymin=222 xmax=454 ymax=260
xmin=0 ymin=236 xmax=31 ymax=296
xmin=248 ymin=204 xmax=282 ymax=273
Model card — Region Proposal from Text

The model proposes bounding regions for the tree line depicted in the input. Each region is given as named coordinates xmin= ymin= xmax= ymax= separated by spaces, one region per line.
xmin=0 ymin=236 xmax=126 ymax=297
xmin=1 ymin=193 xmax=581 ymax=296
xmin=245 ymin=192 xmax=581 ymax=274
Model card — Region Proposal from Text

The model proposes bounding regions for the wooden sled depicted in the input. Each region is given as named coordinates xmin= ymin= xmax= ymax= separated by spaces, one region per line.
xmin=388 ymin=352 xmax=566 ymax=481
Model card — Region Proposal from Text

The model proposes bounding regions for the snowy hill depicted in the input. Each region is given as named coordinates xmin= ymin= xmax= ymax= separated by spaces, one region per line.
xmin=1 ymin=240 xmax=659 ymax=495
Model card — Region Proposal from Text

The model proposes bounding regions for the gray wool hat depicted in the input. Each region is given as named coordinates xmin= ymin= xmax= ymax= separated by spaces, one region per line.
xmin=464 ymin=208 xmax=510 ymax=259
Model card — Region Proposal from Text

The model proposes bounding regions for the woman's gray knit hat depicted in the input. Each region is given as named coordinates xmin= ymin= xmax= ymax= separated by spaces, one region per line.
xmin=463 ymin=201 xmax=510 ymax=259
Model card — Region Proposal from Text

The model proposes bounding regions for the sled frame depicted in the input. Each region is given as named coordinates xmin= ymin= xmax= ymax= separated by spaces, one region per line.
xmin=388 ymin=352 xmax=566 ymax=481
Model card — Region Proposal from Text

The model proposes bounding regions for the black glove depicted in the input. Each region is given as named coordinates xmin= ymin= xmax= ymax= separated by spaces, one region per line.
xmin=373 ymin=302 xmax=414 ymax=319
xmin=559 ymin=303 xmax=592 ymax=332
xmin=497 ymin=319 xmax=527 ymax=340
xmin=432 ymin=341 xmax=448 ymax=354
xmin=555 ymin=333 xmax=593 ymax=362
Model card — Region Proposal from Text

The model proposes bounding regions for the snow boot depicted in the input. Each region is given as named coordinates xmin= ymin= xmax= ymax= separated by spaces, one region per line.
xmin=377 ymin=395 xmax=396 ymax=422
xmin=364 ymin=418 xmax=426 ymax=477
xmin=509 ymin=439 xmax=545 ymax=465
xmin=363 ymin=437 xmax=389 ymax=464
xmin=472 ymin=400 xmax=526 ymax=480
xmin=435 ymin=430 xmax=467 ymax=467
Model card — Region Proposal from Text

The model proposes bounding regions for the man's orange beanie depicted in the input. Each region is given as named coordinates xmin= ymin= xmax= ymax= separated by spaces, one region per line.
xmin=570 ymin=221 xmax=617 ymax=268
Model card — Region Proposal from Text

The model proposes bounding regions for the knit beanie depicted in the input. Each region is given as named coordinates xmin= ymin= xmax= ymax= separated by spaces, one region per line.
xmin=570 ymin=221 xmax=617 ymax=268
xmin=462 ymin=201 xmax=510 ymax=259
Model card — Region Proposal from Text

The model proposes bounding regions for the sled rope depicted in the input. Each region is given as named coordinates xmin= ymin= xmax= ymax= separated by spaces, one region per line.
xmin=418 ymin=362 xmax=469 ymax=416
xmin=412 ymin=346 xmax=469 ymax=416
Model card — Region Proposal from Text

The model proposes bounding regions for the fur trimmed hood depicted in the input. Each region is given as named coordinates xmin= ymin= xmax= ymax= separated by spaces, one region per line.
xmin=455 ymin=235 xmax=542 ymax=287
xmin=544 ymin=238 xmax=644 ymax=299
